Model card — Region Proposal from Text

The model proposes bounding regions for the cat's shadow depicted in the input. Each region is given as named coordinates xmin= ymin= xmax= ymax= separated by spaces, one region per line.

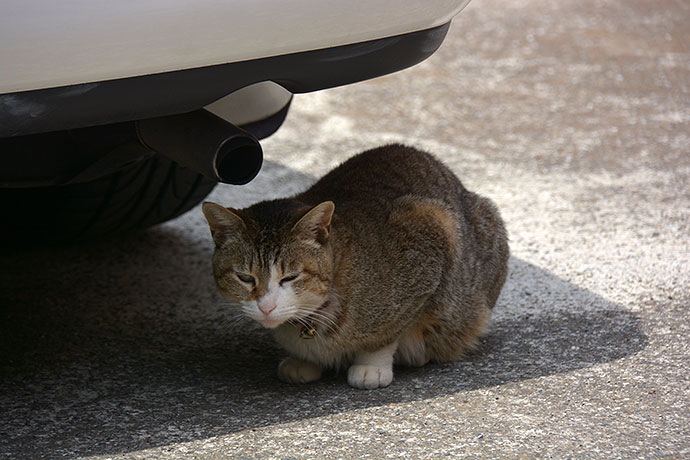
xmin=0 ymin=170 xmax=647 ymax=459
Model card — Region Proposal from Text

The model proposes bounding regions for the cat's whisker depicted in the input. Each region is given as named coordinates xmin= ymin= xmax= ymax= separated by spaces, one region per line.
xmin=314 ymin=332 xmax=328 ymax=348
xmin=291 ymin=306 xmax=338 ymax=330
xmin=289 ymin=316 xmax=309 ymax=329
xmin=286 ymin=306 xmax=337 ymax=341
xmin=307 ymin=315 xmax=338 ymax=333
xmin=213 ymin=311 xmax=254 ymax=331
xmin=291 ymin=302 xmax=334 ymax=313
xmin=225 ymin=313 xmax=253 ymax=327
xmin=306 ymin=308 xmax=338 ymax=324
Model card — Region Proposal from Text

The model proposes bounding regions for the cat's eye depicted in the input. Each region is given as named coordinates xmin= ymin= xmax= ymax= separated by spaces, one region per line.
xmin=236 ymin=273 xmax=255 ymax=284
xmin=280 ymin=274 xmax=299 ymax=286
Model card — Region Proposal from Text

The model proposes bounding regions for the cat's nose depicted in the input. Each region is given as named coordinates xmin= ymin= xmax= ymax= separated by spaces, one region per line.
xmin=258 ymin=302 xmax=276 ymax=315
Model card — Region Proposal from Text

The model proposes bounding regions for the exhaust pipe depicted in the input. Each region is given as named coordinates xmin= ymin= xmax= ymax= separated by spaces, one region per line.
xmin=136 ymin=109 xmax=263 ymax=185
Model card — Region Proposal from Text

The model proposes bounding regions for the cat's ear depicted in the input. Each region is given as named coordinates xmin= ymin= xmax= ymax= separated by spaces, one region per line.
xmin=202 ymin=202 xmax=247 ymax=246
xmin=292 ymin=201 xmax=335 ymax=245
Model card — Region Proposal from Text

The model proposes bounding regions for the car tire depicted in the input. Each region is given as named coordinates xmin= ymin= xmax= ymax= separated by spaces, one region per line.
xmin=0 ymin=92 xmax=292 ymax=245
xmin=0 ymin=153 xmax=217 ymax=244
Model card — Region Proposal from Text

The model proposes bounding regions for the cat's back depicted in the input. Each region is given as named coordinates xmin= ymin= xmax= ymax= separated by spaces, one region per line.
xmin=299 ymin=144 xmax=465 ymax=207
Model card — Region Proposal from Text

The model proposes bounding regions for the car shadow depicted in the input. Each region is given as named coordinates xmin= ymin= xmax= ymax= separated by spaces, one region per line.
xmin=0 ymin=163 xmax=647 ymax=459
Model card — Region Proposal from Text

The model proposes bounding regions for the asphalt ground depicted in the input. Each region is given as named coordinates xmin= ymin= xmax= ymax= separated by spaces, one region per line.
xmin=1 ymin=0 xmax=689 ymax=458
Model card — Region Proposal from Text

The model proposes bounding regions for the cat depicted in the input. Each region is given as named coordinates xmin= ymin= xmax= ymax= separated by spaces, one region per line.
xmin=202 ymin=144 xmax=509 ymax=389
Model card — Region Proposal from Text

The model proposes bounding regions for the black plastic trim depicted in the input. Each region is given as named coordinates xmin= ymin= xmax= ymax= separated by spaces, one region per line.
xmin=0 ymin=23 xmax=450 ymax=137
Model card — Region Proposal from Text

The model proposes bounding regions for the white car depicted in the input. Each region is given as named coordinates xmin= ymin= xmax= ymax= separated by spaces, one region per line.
xmin=0 ymin=0 xmax=471 ymax=242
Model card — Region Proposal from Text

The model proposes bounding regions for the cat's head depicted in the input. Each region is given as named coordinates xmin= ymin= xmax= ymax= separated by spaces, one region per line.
xmin=202 ymin=200 xmax=335 ymax=329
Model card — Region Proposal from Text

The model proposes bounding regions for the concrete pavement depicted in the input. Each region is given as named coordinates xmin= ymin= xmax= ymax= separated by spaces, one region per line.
xmin=1 ymin=0 xmax=688 ymax=458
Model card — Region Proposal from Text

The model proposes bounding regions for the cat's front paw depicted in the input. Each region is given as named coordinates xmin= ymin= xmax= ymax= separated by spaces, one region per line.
xmin=347 ymin=364 xmax=393 ymax=389
xmin=278 ymin=357 xmax=322 ymax=384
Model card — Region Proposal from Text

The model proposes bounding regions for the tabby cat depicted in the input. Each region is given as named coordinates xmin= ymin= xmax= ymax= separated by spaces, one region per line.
xmin=203 ymin=144 xmax=508 ymax=389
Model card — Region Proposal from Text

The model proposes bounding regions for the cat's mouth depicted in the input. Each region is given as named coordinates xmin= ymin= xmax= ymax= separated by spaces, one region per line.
xmin=255 ymin=301 xmax=329 ymax=331
xmin=258 ymin=318 xmax=287 ymax=329
xmin=254 ymin=295 xmax=335 ymax=334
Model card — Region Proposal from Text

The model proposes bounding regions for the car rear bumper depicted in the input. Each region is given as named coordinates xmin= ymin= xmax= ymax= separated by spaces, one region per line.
xmin=0 ymin=23 xmax=451 ymax=137
xmin=0 ymin=0 xmax=470 ymax=94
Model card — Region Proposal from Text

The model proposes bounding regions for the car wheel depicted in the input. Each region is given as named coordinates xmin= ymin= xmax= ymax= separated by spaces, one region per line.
xmin=0 ymin=86 xmax=292 ymax=245
xmin=0 ymin=152 xmax=217 ymax=244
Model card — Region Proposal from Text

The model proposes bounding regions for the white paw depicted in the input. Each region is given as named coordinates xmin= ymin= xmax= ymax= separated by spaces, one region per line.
xmin=277 ymin=357 xmax=322 ymax=384
xmin=347 ymin=364 xmax=393 ymax=389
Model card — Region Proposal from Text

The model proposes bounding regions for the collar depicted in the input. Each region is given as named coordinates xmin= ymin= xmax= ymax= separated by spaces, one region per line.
xmin=299 ymin=299 xmax=331 ymax=339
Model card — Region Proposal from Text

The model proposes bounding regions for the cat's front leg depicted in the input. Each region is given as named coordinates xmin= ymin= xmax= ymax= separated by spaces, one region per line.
xmin=278 ymin=357 xmax=323 ymax=384
xmin=347 ymin=341 xmax=398 ymax=389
